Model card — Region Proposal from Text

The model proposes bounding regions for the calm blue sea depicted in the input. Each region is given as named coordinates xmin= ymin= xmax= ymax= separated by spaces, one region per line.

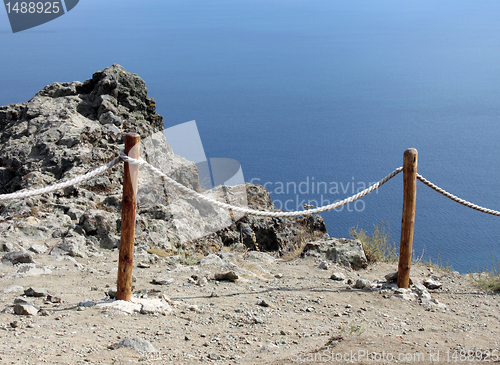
xmin=1 ymin=0 xmax=500 ymax=273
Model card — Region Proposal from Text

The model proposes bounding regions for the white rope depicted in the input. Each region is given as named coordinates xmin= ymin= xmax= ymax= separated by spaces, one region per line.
xmin=120 ymin=150 xmax=403 ymax=217
xmin=417 ymin=174 xmax=500 ymax=216
xmin=2 ymin=146 xmax=498 ymax=219
xmin=0 ymin=156 xmax=122 ymax=201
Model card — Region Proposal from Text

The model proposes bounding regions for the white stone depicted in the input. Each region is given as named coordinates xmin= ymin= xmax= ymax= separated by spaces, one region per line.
xmin=29 ymin=244 xmax=48 ymax=254
xmin=96 ymin=300 xmax=142 ymax=314
xmin=197 ymin=253 xmax=224 ymax=267
xmin=114 ymin=337 xmax=157 ymax=352
xmin=260 ymin=343 xmax=278 ymax=352
xmin=11 ymin=264 xmax=52 ymax=278
xmin=0 ymin=285 xmax=24 ymax=294
xmin=14 ymin=303 xmax=38 ymax=316
xmin=246 ymin=251 xmax=276 ymax=264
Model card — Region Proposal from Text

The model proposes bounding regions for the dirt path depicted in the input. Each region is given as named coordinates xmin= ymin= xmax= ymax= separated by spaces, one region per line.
xmin=1 ymin=250 xmax=499 ymax=365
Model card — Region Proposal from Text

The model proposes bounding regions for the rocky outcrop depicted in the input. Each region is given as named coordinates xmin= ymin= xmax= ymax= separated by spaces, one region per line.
xmin=304 ymin=238 xmax=368 ymax=269
xmin=0 ymin=65 xmax=328 ymax=261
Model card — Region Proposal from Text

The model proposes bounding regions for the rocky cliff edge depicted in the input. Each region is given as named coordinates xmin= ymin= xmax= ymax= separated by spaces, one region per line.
xmin=0 ymin=65 xmax=364 ymax=267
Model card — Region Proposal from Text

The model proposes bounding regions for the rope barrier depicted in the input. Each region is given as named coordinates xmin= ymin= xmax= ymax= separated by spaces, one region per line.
xmin=1 ymin=148 xmax=499 ymax=218
xmin=417 ymin=174 xmax=500 ymax=216
xmin=0 ymin=156 xmax=122 ymax=201
xmin=119 ymin=151 xmax=403 ymax=217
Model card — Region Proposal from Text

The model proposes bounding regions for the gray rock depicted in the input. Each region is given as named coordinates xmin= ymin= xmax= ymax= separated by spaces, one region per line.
xmin=98 ymin=300 xmax=141 ymax=314
xmin=197 ymin=254 xmax=224 ymax=267
xmin=99 ymin=111 xmax=123 ymax=126
xmin=112 ymin=337 xmax=157 ymax=353
xmin=46 ymin=295 xmax=61 ymax=303
xmin=50 ymin=234 xmax=86 ymax=257
xmin=103 ymin=123 xmax=121 ymax=137
xmin=140 ymin=304 xmax=159 ymax=315
xmin=423 ymin=278 xmax=442 ymax=289
xmin=354 ymin=279 xmax=372 ymax=290
xmin=318 ymin=261 xmax=329 ymax=270
xmin=66 ymin=207 xmax=85 ymax=221
xmin=382 ymin=282 xmax=399 ymax=290
xmin=197 ymin=277 xmax=208 ymax=286
xmin=385 ymin=271 xmax=398 ymax=282
xmin=151 ymin=278 xmax=174 ymax=285
xmin=228 ymin=199 xmax=328 ymax=254
xmin=419 ymin=290 xmax=432 ymax=305
xmin=245 ymin=251 xmax=276 ymax=264
xmin=393 ymin=288 xmax=418 ymax=301
xmin=214 ymin=271 xmax=239 ymax=282
xmin=2 ymin=250 xmax=35 ymax=265
xmin=14 ymin=303 xmax=38 ymax=316
xmin=29 ymin=244 xmax=48 ymax=254
xmin=16 ymin=220 xmax=52 ymax=239
xmin=2 ymin=242 xmax=15 ymax=252
xmin=14 ymin=264 xmax=52 ymax=277
xmin=80 ymin=210 xmax=119 ymax=249
xmin=24 ymin=287 xmax=48 ymax=297
xmin=187 ymin=304 xmax=200 ymax=312
xmin=260 ymin=342 xmax=278 ymax=352
xmin=78 ymin=299 xmax=96 ymax=308
xmin=307 ymin=238 xmax=368 ymax=269
xmin=14 ymin=297 xmax=31 ymax=305
xmin=330 ymin=272 xmax=346 ymax=281
xmin=252 ymin=316 xmax=265 ymax=324
xmin=394 ymin=288 xmax=411 ymax=295
xmin=412 ymin=282 xmax=428 ymax=293
xmin=257 ymin=299 xmax=270 ymax=307
xmin=0 ymin=65 xmax=163 ymax=247
xmin=0 ymin=285 xmax=23 ymax=294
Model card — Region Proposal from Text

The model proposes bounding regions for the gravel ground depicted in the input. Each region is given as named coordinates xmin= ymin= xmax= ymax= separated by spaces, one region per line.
xmin=1 ymin=248 xmax=499 ymax=365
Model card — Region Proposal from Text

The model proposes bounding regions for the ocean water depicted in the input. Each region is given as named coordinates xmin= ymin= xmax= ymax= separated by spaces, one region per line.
xmin=1 ymin=0 xmax=500 ymax=272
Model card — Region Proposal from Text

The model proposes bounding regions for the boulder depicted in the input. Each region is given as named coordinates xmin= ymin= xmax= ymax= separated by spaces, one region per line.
xmin=14 ymin=303 xmax=38 ymax=316
xmin=24 ymin=287 xmax=48 ymax=297
xmin=13 ymin=264 xmax=52 ymax=277
xmin=354 ymin=279 xmax=372 ymax=290
xmin=2 ymin=250 xmax=35 ymax=265
xmin=306 ymin=238 xmax=368 ymax=269
xmin=112 ymin=337 xmax=157 ymax=353
xmin=50 ymin=234 xmax=87 ymax=257
xmin=330 ymin=272 xmax=346 ymax=281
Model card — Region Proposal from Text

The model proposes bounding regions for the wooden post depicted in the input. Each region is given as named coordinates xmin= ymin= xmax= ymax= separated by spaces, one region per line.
xmin=397 ymin=148 xmax=418 ymax=289
xmin=117 ymin=133 xmax=140 ymax=301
